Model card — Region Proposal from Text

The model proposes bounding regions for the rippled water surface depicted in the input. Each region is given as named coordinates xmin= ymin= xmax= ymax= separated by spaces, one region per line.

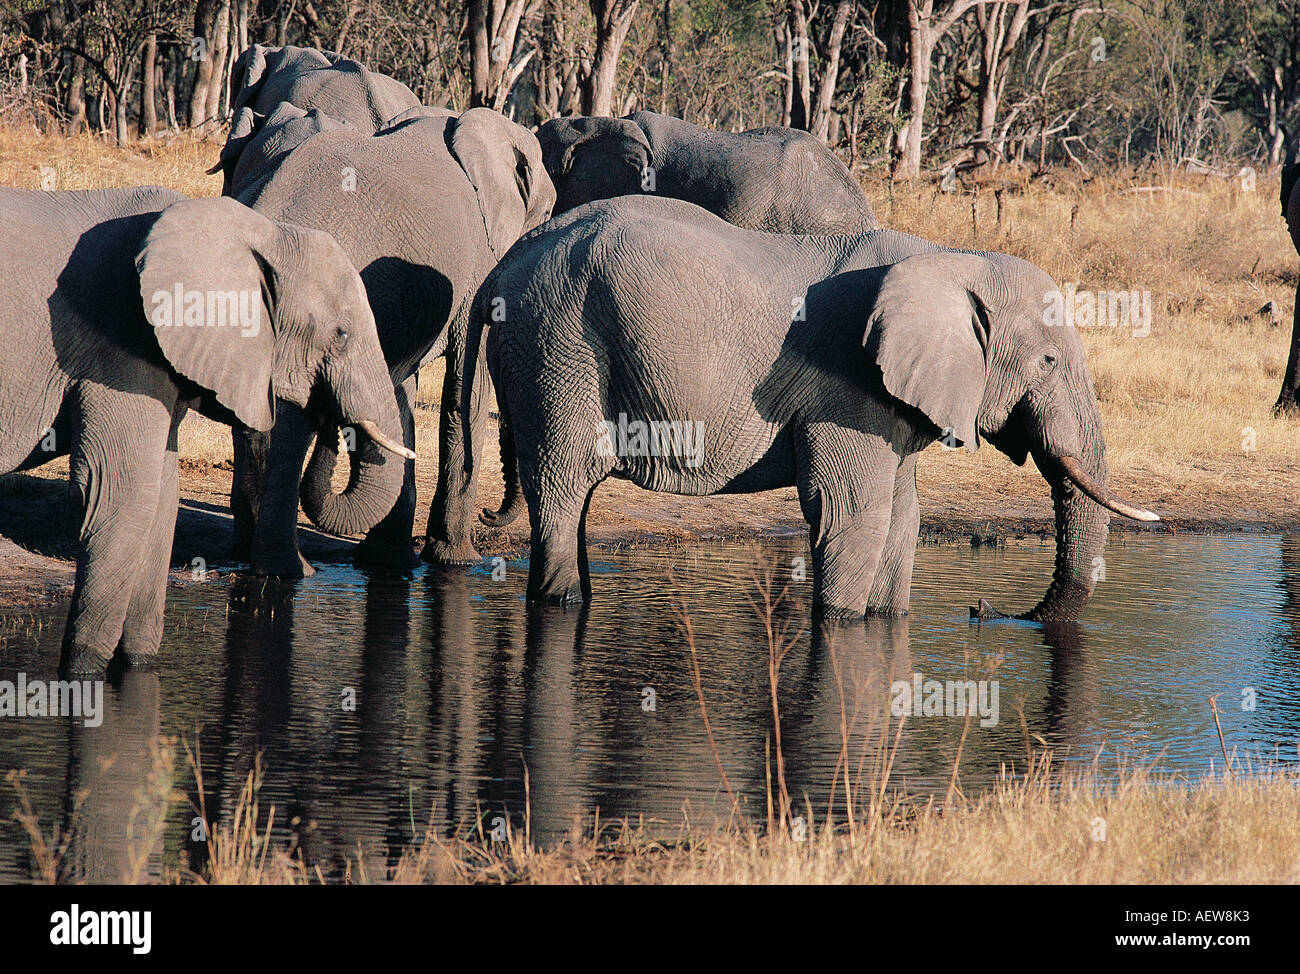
xmin=2 ymin=533 xmax=1297 ymax=880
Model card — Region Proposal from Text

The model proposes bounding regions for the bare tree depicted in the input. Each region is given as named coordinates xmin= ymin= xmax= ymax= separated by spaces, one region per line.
xmin=895 ymin=0 xmax=993 ymax=178
xmin=582 ymin=0 xmax=638 ymax=116
xmin=468 ymin=0 xmax=535 ymax=110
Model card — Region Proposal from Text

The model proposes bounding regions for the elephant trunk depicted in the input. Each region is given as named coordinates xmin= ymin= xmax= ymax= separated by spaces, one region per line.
xmin=1019 ymin=453 xmax=1111 ymax=622
xmin=300 ymin=347 xmax=412 ymax=538
xmin=299 ymin=422 xmax=406 ymax=537
xmin=975 ymin=377 xmax=1157 ymax=623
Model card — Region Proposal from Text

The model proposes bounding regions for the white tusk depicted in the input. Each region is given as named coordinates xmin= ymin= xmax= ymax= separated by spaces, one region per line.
xmin=1056 ymin=454 xmax=1159 ymax=522
xmin=355 ymin=419 xmax=416 ymax=461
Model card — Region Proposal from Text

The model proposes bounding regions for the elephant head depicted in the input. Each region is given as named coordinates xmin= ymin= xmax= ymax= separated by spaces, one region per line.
xmin=213 ymin=102 xmax=353 ymax=197
xmin=448 ymin=108 xmax=556 ymax=257
xmin=866 ymin=251 xmax=1158 ymax=621
xmin=211 ymin=44 xmax=422 ymax=195
xmin=536 ymin=116 xmax=650 ymax=216
xmin=135 ymin=196 xmax=413 ymax=540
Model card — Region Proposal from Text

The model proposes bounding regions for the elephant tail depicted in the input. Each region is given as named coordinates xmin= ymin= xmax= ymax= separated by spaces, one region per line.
xmin=480 ymin=402 xmax=522 ymax=528
xmin=463 ymin=278 xmax=522 ymax=530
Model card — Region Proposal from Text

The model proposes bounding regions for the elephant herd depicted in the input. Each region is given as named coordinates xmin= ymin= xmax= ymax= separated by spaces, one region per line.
xmin=0 ymin=44 xmax=1161 ymax=677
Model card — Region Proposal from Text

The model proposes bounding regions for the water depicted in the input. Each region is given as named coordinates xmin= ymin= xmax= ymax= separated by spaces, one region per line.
xmin=1 ymin=533 xmax=1297 ymax=880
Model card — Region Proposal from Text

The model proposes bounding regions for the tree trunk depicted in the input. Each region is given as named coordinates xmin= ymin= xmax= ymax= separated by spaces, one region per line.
xmin=205 ymin=1 xmax=232 ymax=124
xmin=141 ymin=33 xmax=158 ymax=137
xmin=786 ymin=0 xmax=812 ymax=131
xmin=189 ymin=0 xmax=219 ymax=127
xmin=65 ymin=51 xmax=86 ymax=134
xmin=894 ymin=0 xmax=982 ymax=179
xmin=810 ymin=1 xmax=852 ymax=141
xmin=582 ymin=0 xmax=639 ymax=116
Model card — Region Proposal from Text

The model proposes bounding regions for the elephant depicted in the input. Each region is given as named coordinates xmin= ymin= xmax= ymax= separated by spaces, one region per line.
xmin=1275 ymin=137 xmax=1300 ymax=414
xmin=215 ymin=74 xmax=553 ymax=576
xmin=0 ymin=188 xmax=411 ymax=675
xmin=467 ymin=196 xmax=1159 ymax=619
xmin=536 ymin=110 xmax=878 ymax=233
xmin=212 ymin=44 xmax=422 ymax=195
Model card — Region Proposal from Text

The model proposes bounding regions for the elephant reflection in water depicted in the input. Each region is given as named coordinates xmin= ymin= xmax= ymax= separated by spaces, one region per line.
xmin=190 ymin=574 xmax=419 ymax=880
xmin=176 ymin=569 xmax=1121 ymax=869
xmin=61 ymin=671 xmax=166 ymax=884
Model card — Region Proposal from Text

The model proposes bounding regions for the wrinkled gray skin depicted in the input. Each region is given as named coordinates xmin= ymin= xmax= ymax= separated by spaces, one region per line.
xmin=213 ymin=44 xmax=421 ymax=195
xmin=470 ymin=196 xmax=1158 ymax=620
xmin=216 ymin=52 xmax=553 ymax=576
xmin=0 ymin=189 xmax=407 ymax=674
xmin=538 ymin=111 xmax=878 ymax=232
xmin=1275 ymin=137 xmax=1300 ymax=414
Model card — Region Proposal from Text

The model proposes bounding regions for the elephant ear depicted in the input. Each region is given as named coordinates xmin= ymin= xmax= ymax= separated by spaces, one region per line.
xmin=228 ymin=45 xmax=272 ymax=118
xmin=865 ymin=252 xmax=992 ymax=451
xmin=449 ymin=107 xmax=549 ymax=257
xmin=541 ymin=116 xmax=651 ymax=180
xmin=135 ymin=197 xmax=280 ymax=432
xmin=207 ymin=104 xmax=263 ymax=189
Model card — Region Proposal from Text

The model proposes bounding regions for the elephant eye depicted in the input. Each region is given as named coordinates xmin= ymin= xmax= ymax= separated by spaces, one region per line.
xmin=1042 ymin=353 xmax=1058 ymax=369
xmin=334 ymin=326 xmax=350 ymax=345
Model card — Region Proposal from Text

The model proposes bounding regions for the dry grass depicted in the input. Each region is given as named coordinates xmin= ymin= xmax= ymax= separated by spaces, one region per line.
xmin=11 ymin=727 xmax=1297 ymax=885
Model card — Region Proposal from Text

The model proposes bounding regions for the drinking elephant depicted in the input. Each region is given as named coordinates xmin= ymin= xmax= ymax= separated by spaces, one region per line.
xmin=537 ymin=110 xmax=878 ymax=233
xmin=0 ymin=188 xmax=410 ymax=674
xmin=1275 ymin=138 xmax=1300 ymax=414
xmin=467 ymin=196 xmax=1158 ymax=619
xmin=216 ymin=91 xmax=553 ymax=575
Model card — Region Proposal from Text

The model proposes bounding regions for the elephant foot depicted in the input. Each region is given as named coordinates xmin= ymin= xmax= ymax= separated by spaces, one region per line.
xmin=1274 ymin=396 xmax=1300 ymax=418
xmin=527 ymin=585 xmax=587 ymax=607
xmin=812 ymin=602 xmax=867 ymax=623
xmin=420 ymin=538 xmax=483 ymax=566
xmin=253 ymin=550 xmax=316 ymax=579
xmin=60 ymin=643 xmax=111 ymax=678
xmin=355 ymin=538 xmax=421 ymax=571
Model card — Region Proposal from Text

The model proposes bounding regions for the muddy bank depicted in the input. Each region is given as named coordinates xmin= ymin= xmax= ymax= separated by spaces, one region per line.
xmin=1 ymin=453 xmax=1292 ymax=613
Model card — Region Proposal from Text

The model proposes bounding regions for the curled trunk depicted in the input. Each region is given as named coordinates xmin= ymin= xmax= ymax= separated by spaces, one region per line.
xmin=300 ymin=422 xmax=406 ymax=537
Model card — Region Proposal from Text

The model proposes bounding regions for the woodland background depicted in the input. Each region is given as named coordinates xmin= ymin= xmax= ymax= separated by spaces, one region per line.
xmin=0 ymin=0 xmax=1296 ymax=178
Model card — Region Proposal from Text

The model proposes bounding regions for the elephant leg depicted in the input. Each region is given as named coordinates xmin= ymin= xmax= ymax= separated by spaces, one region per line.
xmin=118 ymin=414 xmax=184 ymax=665
xmin=865 ymin=454 xmax=919 ymax=615
xmin=795 ymin=424 xmax=897 ymax=619
xmin=61 ymin=394 xmax=171 ymax=676
xmin=355 ymin=373 xmax=420 ymax=570
xmin=423 ymin=328 xmax=488 ymax=565
xmin=230 ymin=425 xmax=270 ymax=562
xmin=251 ymin=403 xmax=316 ymax=578
xmin=1276 ymin=280 xmax=1300 ymax=415
xmin=523 ymin=453 xmax=600 ymax=605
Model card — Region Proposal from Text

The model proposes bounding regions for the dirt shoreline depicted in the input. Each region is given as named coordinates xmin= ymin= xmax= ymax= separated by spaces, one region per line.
xmin=1 ymin=457 xmax=1294 ymax=612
